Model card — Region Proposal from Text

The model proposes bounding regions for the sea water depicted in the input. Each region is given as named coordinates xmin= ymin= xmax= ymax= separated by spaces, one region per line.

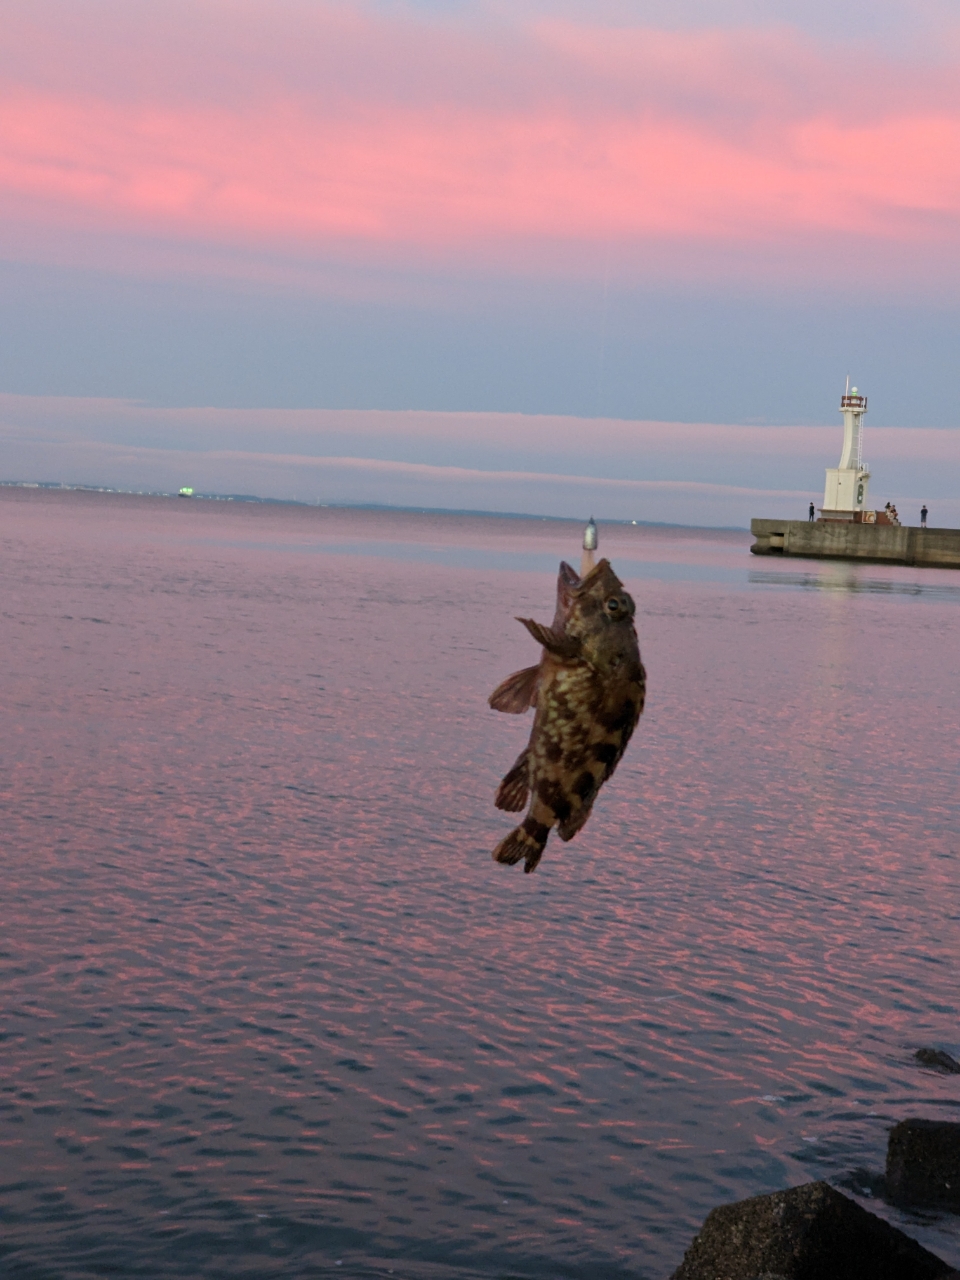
xmin=2 ymin=489 xmax=959 ymax=1279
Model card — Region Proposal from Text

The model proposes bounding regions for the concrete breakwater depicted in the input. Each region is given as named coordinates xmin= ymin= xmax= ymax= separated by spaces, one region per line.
xmin=670 ymin=1110 xmax=960 ymax=1278
xmin=670 ymin=1180 xmax=959 ymax=1279
xmin=751 ymin=519 xmax=960 ymax=568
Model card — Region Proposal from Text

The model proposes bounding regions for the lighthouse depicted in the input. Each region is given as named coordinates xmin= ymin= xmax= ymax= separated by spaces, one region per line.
xmin=749 ymin=379 xmax=959 ymax=564
xmin=820 ymin=381 xmax=870 ymax=520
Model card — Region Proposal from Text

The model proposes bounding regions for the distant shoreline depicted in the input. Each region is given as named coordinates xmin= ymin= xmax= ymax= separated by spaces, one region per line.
xmin=0 ymin=479 xmax=749 ymax=532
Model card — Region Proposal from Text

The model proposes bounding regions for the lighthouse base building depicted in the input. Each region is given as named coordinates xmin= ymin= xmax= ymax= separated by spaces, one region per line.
xmin=821 ymin=465 xmax=871 ymax=520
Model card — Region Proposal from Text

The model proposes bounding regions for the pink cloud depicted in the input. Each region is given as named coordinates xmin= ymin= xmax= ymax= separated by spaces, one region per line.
xmin=4 ymin=393 xmax=960 ymax=524
xmin=1 ymin=3 xmax=959 ymax=286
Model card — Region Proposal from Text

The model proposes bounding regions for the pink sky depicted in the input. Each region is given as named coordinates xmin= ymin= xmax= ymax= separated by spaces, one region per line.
xmin=1 ymin=1 xmax=958 ymax=512
xmin=3 ymin=2 xmax=960 ymax=291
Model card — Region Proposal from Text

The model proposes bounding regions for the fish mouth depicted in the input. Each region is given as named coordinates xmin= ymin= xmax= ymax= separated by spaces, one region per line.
xmin=577 ymin=558 xmax=613 ymax=589
xmin=563 ymin=558 xmax=624 ymax=597
xmin=577 ymin=559 xmax=628 ymax=598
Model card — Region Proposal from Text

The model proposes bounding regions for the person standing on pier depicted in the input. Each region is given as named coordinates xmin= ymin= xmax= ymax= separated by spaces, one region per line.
xmin=921 ymin=504 xmax=928 ymax=528
xmin=808 ymin=502 xmax=815 ymax=522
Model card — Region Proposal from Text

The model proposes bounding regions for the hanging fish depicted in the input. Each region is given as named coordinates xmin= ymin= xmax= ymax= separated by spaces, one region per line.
xmin=488 ymin=559 xmax=646 ymax=873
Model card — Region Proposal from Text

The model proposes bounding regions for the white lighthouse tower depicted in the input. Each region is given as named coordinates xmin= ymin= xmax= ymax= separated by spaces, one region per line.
xmin=820 ymin=380 xmax=870 ymax=520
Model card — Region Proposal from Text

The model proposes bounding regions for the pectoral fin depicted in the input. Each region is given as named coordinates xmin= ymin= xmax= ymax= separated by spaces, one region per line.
xmin=517 ymin=617 xmax=581 ymax=659
xmin=488 ymin=665 xmax=540 ymax=713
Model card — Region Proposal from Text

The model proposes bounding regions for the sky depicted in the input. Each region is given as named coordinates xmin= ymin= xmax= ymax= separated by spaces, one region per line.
xmin=2 ymin=0 xmax=959 ymax=524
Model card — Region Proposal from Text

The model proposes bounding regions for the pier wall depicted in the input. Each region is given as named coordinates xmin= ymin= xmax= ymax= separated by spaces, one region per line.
xmin=750 ymin=519 xmax=960 ymax=568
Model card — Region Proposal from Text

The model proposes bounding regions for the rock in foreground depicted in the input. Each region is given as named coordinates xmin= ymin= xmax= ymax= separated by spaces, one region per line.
xmin=670 ymin=1180 xmax=952 ymax=1280
xmin=888 ymin=1119 xmax=960 ymax=1210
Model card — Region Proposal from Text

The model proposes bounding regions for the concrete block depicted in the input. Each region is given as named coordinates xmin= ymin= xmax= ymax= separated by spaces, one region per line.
xmin=887 ymin=1119 xmax=960 ymax=1210
xmin=670 ymin=1180 xmax=952 ymax=1280
xmin=915 ymin=1049 xmax=960 ymax=1075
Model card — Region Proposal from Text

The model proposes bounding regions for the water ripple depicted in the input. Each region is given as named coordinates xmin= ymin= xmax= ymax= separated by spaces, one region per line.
xmin=1 ymin=492 xmax=959 ymax=1278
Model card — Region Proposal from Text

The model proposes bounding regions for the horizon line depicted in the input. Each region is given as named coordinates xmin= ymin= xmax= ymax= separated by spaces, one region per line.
xmin=0 ymin=479 xmax=751 ymax=532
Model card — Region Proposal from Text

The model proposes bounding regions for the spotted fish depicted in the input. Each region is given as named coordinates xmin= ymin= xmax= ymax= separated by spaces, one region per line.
xmin=488 ymin=559 xmax=646 ymax=873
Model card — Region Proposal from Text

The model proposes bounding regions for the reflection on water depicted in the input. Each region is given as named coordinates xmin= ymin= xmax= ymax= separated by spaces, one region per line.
xmin=750 ymin=566 xmax=960 ymax=602
xmin=1 ymin=490 xmax=959 ymax=1280
xmin=194 ymin=538 xmax=750 ymax=585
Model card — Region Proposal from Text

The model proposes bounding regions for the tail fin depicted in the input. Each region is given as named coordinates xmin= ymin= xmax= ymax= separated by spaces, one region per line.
xmin=492 ymin=816 xmax=550 ymax=874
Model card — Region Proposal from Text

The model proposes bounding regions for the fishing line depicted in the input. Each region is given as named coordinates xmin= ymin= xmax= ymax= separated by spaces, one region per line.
xmin=596 ymin=237 xmax=613 ymax=417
